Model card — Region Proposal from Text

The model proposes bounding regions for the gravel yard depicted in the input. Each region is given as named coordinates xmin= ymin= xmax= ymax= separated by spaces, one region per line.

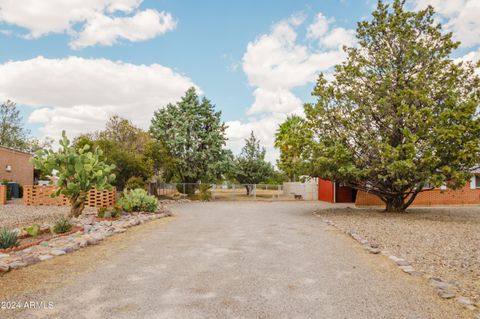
xmin=0 ymin=204 xmax=96 ymax=229
xmin=315 ymin=206 xmax=480 ymax=306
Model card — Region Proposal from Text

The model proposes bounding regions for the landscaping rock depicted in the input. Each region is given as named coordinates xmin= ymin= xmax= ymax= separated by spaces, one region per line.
xmin=38 ymin=254 xmax=53 ymax=261
xmin=9 ymin=261 xmax=27 ymax=269
xmin=0 ymin=262 xmax=9 ymax=272
xmin=0 ymin=253 xmax=9 ymax=259
xmin=50 ymin=249 xmax=66 ymax=256
xmin=457 ymin=296 xmax=473 ymax=306
xmin=395 ymin=259 xmax=410 ymax=267
xmin=22 ymin=256 xmax=41 ymax=266
xmin=438 ymin=290 xmax=455 ymax=299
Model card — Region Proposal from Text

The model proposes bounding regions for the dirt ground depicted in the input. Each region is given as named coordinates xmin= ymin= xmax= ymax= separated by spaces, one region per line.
xmin=0 ymin=204 xmax=96 ymax=229
xmin=315 ymin=206 xmax=480 ymax=306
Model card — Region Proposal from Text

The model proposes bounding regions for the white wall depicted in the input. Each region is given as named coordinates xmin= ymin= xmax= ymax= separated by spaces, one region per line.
xmin=283 ymin=180 xmax=318 ymax=200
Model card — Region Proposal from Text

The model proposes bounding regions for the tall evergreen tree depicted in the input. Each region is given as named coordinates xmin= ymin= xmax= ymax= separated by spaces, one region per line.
xmin=305 ymin=0 xmax=480 ymax=212
xmin=150 ymin=88 xmax=230 ymax=193
xmin=233 ymin=131 xmax=274 ymax=195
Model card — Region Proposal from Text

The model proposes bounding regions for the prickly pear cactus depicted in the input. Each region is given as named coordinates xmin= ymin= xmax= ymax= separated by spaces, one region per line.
xmin=32 ymin=131 xmax=116 ymax=217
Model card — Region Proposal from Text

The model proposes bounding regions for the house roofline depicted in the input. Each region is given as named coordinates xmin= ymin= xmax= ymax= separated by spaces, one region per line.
xmin=0 ymin=145 xmax=33 ymax=156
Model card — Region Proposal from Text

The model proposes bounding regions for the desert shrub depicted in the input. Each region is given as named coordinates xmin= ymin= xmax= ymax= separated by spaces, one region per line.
xmin=52 ymin=217 xmax=73 ymax=234
xmin=0 ymin=227 xmax=19 ymax=249
xmin=125 ymin=176 xmax=146 ymax=190
xmin=118 ymin=188 xmax=158 ymax=212
xmin=25 ymin=224 xmax=40 ymax=237
xmin=97 ymin=207 xmax=107 ymax=218
xmin=111 ymin=204 xmax=123 ymax=218
xmin=198 ymin=184 xmax=212 ymax=201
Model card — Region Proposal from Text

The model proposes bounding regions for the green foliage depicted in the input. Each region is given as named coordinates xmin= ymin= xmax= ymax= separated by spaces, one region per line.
xmin=150 ymin=88 xmax=231 ymax=192
xmin=118 ymin=188 xmax=158 ymax=213
xmin=232 ymin=132 xmax=274 ymax=195
xmin=97 ymin=207 xmax=107 ymax=218
xmin=52 ymin=217 xmax=73 ymax=234
xmin=32 ymin=131 xmax=116 ymax=217
xmin=0 ymin=100 xmax=53 ymax=153
xmin=198 ymin=184 xmax=212 ymax=201
xmin=304 ymin=0 xmax=480 ymax=212
xmin=0 ymin=227 xmax=19 ymax=249
xmin=275 ymin=115 xmax=310 ymax=181
xmin=111 ymin=204 xmax=123 ymax=218
xmin=25 ymin=224 xmax=40 ymax=237
xmin=125 ymin=176 xmax=146 ymax=190
xmin=75 ymin=116 xmax=155 ymax=191
xmin=0 ymin=100 xmax=29 ymax=151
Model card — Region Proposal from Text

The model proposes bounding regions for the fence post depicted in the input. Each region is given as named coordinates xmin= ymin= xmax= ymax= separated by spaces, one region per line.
xmin=183 ymin=183 xmax=185 ymax=195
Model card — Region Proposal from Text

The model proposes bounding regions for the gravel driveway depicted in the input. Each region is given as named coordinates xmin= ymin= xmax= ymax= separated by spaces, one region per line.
xmin=1 ymin=202 xmax=471 ymax=318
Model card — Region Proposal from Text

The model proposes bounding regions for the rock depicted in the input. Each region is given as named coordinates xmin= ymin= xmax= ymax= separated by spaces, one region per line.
xmin=399 ymin=265 xmax=415 ymax=273
xmin=9 ymin=261 xmax=27 ymax=269
xmin=368 ymin=247 xmax=381 ymax=254
xmin=38 ymin=254 xmax=53 ymax=261
xmin=113 ymin=228 xmax=127 ymax=234
xmin=86 ymin=237 xmax=98 ymax=245
xmin=409 ymin=271 xmax=423 ymax=277
xmin=395 ymin=259 xmax=410 ymax=267
xmin=438 ymin=290 xmax=455 ymax=299
xmin=0 ymin=253 xmax=10 ymax=259
xmin=50 ymin=249 xmax=66 ymax=256
xmin=457 ymin=296 xmax=473 ymax=306
xmin=22 ymin=256 xmax=40 ymax=265
xmin=83 ymin=225 xmax=92 ymax=233
xmin=389 ymin=255 xmax=401 ymax=263
xmin=370 ymin=243 xmax=379 ymax=249
xmin=0 ymin=262 xmax=9 ymax=272
xmin=429 ymin=278 xmax=452 ymax=290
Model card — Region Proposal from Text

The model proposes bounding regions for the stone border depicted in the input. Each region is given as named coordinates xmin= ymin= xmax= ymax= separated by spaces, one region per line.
xmin=313 ymin=212 xmax=479 ymax=314
xmin=0 ymin=210 xmax=172 ymax=274
xmin=0 ymin=226 xmax=84 ymax=253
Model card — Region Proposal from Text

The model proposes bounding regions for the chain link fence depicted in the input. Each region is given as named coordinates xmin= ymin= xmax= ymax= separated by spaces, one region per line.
xmin=149 ymin=183 xmax=302 ymax=201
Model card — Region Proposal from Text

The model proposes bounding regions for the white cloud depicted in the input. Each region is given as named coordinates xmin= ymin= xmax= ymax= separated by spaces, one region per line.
xmin=307 ymin=13 xmax=332 ymax=40
xmin=0 ymin=0 xmax=175 ymax=49
xmin=320 ymin=27 xmax=356 ymax=49
xmin=410 ymin=0 xmax=480 ymax=48
xmin=229 ymin=13 xmax=353 ymax=162
xmin=0 ymin=56 xmax=197 ymax=139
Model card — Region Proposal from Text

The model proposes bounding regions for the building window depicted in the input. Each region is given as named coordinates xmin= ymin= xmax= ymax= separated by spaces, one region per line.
xmin=5 ymin=165 xmax=12 ymax=172
xmin=476 ymin=175 xmax=480 ymax=189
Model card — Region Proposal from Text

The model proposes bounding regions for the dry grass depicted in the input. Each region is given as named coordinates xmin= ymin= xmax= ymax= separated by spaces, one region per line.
xmin=315 ymin=206 xmax=480 ymax=304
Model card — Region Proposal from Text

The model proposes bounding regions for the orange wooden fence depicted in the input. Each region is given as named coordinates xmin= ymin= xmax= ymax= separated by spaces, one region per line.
xmin=23 ymin=185 xmax=116 ymax=207
xmin=0 ymin=185 xmax=6 ymax=205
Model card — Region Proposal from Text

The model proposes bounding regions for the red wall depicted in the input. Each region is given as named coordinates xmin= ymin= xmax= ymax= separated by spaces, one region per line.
xmin=336 ymin=185 xmax=355 ymax=203
xmin=318 ymin=179 xmax=334 ymax=202
xmin=356 ymin=183 xmax=480 ymax=207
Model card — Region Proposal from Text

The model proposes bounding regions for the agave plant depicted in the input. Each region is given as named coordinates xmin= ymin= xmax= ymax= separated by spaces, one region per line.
xmin=0 ymin=227 xmax=19 ymax=249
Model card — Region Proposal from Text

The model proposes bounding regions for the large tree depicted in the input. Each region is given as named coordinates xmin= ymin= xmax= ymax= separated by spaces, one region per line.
xmin=0 ymin=100 xmax=30 ymax=150
xmin=75 ymin=116 xmax=155 ymax=190
xmin=304 ymin=0 xmax=480 ymax=212
xmin=233 ymin=132 xmax=274 ymax=195
xmin=274 ymin=115 xmax=310 ymax=181
xmin=150 ymin=88 xmax=230 ymax=193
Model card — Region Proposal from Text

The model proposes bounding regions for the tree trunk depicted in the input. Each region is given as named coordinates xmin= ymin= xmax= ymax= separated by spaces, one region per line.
xmin=70 ymin=192 xmax=86 ymax=217
xmin=384 ymin=195 xmax=406 ymax=213
xmin=245 ymin=185 xmax=252 ymax=196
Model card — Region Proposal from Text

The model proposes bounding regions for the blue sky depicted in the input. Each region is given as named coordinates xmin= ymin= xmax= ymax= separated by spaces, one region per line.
xmin=0 ymin=0 xmax=478 ymax=161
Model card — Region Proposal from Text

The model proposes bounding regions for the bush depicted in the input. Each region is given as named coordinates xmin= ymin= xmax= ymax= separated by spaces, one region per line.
xmin=25 ymin=224 xmax=40 ymax=237
xmin=118 ymin=188 xmax=158 ymax=212
xmin=198 ymin=184 xmax=212 ymax=201
xmin=125 ymin=176 xmax=146 ymax=190
xmin=0 ymin=227 xmax=19 ymax=249
xmin=53 ymin=217 xmax=73 ymax=234
xmin=111 ymin=204 xmax=123 ymax=218
xmin=97 ymin=207 xmax=107 ymax=218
